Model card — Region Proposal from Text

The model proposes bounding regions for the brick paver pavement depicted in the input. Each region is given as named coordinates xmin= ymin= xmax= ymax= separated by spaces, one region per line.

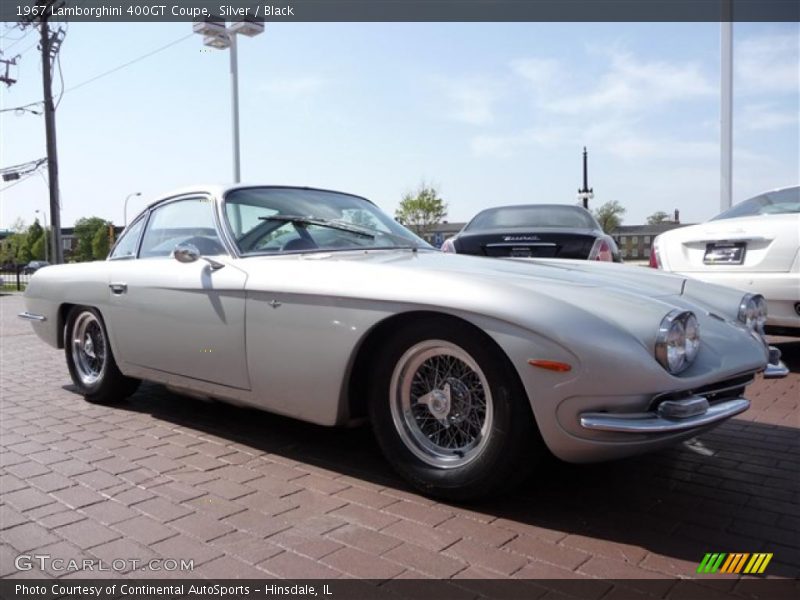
xmin=1 ymin=293 xmax=798 ymax=584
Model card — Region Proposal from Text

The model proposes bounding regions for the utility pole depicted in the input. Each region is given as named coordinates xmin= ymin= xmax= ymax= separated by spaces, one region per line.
xmin=38 ymin=7 xmax=64 ymax=263
xmin=577 ymin=147 xmax=594 ymax=209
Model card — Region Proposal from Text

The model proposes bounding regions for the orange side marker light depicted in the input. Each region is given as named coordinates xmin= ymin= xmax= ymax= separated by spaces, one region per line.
xmin=528 ymin=359 xmax=572 ymax=372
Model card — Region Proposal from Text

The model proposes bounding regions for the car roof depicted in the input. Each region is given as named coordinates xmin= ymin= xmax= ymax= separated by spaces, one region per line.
xmin=144 ymin=184 xmax=374 ymax=211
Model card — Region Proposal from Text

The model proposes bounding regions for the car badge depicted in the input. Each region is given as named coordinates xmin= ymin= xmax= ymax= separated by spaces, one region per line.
xmin=503 ymin=235 xmax=540 ymax=242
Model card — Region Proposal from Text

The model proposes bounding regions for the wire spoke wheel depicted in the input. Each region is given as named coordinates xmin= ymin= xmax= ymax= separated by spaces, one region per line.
xmin=390 ymin=340 xmax=493 ymax=468
xmin=70 ymin=311 xmax=107 ymax=386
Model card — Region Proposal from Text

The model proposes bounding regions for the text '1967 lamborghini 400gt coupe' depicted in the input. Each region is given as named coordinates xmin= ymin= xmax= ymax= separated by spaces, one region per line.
xmin=20 ymin=185 xmax=789 ymax=499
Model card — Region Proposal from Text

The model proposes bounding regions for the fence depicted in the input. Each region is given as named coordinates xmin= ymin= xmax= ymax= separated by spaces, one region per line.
xmin=0 ymin=267 xmax=34 ymax=292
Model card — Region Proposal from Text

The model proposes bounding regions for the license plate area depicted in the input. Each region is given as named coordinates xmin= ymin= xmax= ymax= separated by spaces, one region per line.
xmin=510 ymin=247 xmax=532 ymax=258
xmin=704 ymin=241 xmax=746 ymax=265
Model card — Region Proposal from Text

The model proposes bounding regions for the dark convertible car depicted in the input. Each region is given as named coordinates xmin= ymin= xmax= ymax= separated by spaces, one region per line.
xmin=441 ymin=204 xmax=621 ymax=262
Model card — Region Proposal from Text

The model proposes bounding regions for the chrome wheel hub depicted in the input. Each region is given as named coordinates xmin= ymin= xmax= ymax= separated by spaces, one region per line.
xmin=389 ymin=340 xmax=493 ymax=469
xmin=71 ymin=312 xmax=107 ymax=386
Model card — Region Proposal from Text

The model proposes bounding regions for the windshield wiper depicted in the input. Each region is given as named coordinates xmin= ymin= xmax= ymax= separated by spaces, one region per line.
xmin=328 ymin=219 xmax=422 ymax=251
xmin=258 ymin=215 xmax=375 ymax=239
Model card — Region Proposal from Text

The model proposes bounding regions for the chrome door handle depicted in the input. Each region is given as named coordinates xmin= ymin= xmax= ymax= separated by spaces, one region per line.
xmin=109 ymin=283 xmax=127 ymax=295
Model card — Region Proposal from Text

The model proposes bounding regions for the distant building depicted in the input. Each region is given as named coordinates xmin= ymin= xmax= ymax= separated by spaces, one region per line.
xmin=421 ymin=221 xmax=467 ymax=248
xmin=612 ymin=222 xmax=690 ymax=260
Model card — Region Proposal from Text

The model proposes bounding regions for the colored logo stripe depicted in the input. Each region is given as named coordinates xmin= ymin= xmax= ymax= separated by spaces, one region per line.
xmin=698 ymin=553 xmax=727 ymax=573
xmin=699 ymin=553 xmax=773 ymax=574
xmin=744 ymin=553 xmax=773 ymax=574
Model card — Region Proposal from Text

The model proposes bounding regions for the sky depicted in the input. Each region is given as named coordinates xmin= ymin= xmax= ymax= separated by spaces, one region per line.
xmin=1 ymin=21 xmax=798 ymax=230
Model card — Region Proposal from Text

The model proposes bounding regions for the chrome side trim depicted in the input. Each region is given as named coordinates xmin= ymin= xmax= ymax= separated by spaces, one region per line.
xmin=18 ymin=311 xmax=47 ymax=322
xmin=580 ymin=397 xmax=750 ymax=433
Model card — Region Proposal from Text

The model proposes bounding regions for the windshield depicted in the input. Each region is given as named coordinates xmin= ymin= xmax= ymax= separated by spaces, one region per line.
xmin=223 ymin=187 xmax=431 ymax=255
xmin=712 ymin=187 xmax=800 ymax=220
xmin=465 ymin=205 xmax=599 ymax=231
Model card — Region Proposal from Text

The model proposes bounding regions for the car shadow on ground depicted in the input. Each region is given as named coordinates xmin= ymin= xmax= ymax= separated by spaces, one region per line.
xmin=104 ymin=341 xmax=799 ymax=578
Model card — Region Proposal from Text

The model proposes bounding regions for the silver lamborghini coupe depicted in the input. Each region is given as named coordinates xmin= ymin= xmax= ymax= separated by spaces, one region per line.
xmin=20 ymin=185 xmax=788 ymax=499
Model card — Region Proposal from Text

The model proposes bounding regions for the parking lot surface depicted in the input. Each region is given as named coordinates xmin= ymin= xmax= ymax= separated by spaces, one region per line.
xmin=1 ymin=293 xmax=798 ymax=587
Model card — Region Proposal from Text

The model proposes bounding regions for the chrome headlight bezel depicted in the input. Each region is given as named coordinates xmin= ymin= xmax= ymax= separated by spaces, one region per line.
xmin=655 ymin=310 xmax=701 ymax=374
xmin=738 ymin=293 xmax=768 ymax=336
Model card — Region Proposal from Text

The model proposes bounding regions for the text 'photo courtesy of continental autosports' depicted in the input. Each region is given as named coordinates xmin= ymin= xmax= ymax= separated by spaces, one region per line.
xmin=19 ymin=185 xmax=790 ymax=500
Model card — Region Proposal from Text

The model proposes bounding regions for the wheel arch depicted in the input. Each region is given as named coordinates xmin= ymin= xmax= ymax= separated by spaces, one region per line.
xmin=343 ymin=310 xmax=533 ymax=424
xmin=56 ymin=302 xmax=76 ymax=348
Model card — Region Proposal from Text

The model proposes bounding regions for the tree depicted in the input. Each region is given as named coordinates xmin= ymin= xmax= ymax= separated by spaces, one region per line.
xmin=31 ymin=235 xmax=46 ymax=261
xmin=394 ymin=183 xmax=448 ymax=237
xmin=647 ymin=211 xmax=671 ymax=225
xmin=14 ymin=234 xmax=32 ymax=264
xmin=0 ymin=219 xmax=28 ymax=266
xmin=91 ymin=224 xmax=111 ymax=260
xmin=73 ymin=217 xmax=108 ymax=262
xmin=593 ymin=200 xmax=626 ymax=234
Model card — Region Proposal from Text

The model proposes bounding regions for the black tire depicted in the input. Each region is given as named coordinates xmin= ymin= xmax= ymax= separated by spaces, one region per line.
xmin=64 ymin=306 xmax=140 ymax=404
xmin=369 ymin=317 xmax=543 ymax=501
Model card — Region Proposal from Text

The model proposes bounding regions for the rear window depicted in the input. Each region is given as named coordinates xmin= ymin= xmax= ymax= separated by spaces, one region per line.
xmin=712 ymin=187 xmax=800 ymax=220
xmin=465 ymin=205 xmax=598 ymax=231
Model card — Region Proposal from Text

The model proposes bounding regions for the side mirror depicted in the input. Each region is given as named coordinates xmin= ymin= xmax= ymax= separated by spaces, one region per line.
xmin=174 ymin=243 xmax=200 ymax=263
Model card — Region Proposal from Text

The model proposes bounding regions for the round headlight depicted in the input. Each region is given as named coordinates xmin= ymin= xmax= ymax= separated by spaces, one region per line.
xmin=738 ymin=293 xmax=768 ymax=335
xmin=656 ymin=310 xmax=700 ymax=374
xmin=684 ymin=313 xmax=700 ymax=363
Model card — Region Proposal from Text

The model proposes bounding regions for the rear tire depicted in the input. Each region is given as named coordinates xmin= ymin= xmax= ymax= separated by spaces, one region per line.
xmin=65 ymin=306 xmax=140 ymax=404
xmin=369 ymin=317 xmax=542 ymax=501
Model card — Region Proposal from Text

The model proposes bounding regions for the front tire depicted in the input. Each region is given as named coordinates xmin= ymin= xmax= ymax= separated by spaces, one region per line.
xmin=369 ymin=317 xmax=542 ymax=501
xmin=65 ymin=306 xmax=140 ymax=404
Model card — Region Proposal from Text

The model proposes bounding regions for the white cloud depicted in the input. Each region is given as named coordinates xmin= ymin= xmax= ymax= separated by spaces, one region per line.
xmin=470 ymin=126 xmax=573 ymax=157
xmin=510 ymin=57 xmax=561 ymax=88
xmin=439 ymin=78 xmax=502 ymax=125
xmin=740 ymin=102 xmax=799 ymax=131
xmin=604 ymin=136 xmax=718 ymax=161
xmin=259 ymin=76 xmax=327 ymax=101
xmin=546 ymin=51 xmax=714 ymax=114
xmin=736 ymin=32 xmax=800 ymax=96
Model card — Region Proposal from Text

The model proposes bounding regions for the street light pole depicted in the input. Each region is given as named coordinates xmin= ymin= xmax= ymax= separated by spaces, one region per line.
xmin=124 ymin=192 xmax=141 ymax=227
xmin=229 ymin=34 xmax=241 ymax=183
xmin=720 ymin=19 xmax=733 ymax=212
xmin=35 ymin=209 xmax=49 ymax=263
xmin=193 ymin=17 xmax=264 ymax=183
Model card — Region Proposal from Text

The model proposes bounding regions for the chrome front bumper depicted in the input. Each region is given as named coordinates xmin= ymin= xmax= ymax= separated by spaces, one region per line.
xmin=763 ymin=346 xmax=789 ymax=379
xmin=580 ymin=396 xmax=750 ymax=433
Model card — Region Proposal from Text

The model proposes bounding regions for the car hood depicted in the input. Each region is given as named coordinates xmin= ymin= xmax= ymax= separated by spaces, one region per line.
xmin=240 ymin=249 xmax=765 ymax=385
xmin=245 ymin=249 xmax=685 ymax=297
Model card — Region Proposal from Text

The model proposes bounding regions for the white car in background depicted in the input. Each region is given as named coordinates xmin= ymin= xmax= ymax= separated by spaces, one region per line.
xmin=651 ymin=186 xmax=800 ymax=335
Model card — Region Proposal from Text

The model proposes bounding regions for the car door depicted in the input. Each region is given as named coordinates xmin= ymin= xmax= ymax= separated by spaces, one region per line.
xmin=106 ymin=196 xmax=250 ymax=390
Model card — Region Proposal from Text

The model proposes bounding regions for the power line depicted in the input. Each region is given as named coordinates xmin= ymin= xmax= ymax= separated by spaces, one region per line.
xmin=65 ymin=33 xmax=193 ymax=95
xmin=0 ymin=173 xmax=35 ymax=192
xmin=0 ymin=29 xmax=33 ymax=51
xmin=0 ymin=157 xmax=46 ymax=174
xmin=0 ymin=101 xmax=43 ymax=115
xmin=0 ymin=32 xmax=193 ymax=114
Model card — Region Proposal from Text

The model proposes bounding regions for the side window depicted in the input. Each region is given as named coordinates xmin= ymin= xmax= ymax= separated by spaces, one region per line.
xmin=109 ymin=216 xmax=146 ymax=260
xmin=139 ymin=198 xmax=225 ymax=258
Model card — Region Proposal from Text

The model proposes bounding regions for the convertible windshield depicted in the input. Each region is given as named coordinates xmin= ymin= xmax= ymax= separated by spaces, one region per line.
xmin=712 ymin=186 xmax=800 ymax=221
xmin=465 ymin=205 xmax=599 ymax=231
xmin=224 ymin=187 xmax=431 ymax=255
